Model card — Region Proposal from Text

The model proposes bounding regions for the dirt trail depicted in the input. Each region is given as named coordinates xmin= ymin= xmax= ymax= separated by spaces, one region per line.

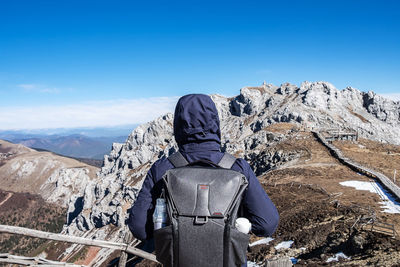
xmin=74 ymin=247 xmax=101 ymax=266
xmin=0 ymin=192 xmax=13 ymax=207
xmin=281 ymin=162 xmax=339 ymax=169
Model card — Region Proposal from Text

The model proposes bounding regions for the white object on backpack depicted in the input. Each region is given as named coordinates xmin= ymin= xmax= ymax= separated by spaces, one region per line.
xmin=235 ymin=217 xmax=251 ymax=234
xmin=153 ymin=198 xmax=168 ymax=230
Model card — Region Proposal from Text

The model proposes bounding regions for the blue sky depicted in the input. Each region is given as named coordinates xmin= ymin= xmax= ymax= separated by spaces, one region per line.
xmin=0 ymin=0 xmax=399 ymax=129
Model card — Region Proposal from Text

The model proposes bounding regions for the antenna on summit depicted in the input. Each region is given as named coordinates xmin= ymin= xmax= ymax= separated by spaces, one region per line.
xmin=262 ymin=80 xmax=267 ymax=88
xmin=262 ymin=80 xmax=267 ymax=86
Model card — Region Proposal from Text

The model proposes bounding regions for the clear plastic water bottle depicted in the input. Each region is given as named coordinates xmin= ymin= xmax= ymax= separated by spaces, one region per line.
xmin=153 ymin=198 xmax=168 ymax=230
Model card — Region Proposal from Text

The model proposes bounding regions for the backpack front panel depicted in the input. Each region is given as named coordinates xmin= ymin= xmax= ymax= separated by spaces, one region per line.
xmin=154 ymin=166 xmax=248 ymax=267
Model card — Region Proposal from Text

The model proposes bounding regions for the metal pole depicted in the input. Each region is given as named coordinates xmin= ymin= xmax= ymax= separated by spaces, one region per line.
xmin=394 ymin=169 xmax=397 ymax=183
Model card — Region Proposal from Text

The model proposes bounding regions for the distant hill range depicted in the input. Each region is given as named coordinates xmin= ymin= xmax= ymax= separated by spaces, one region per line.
xmin=0 ymin=134 xmax=127 ymax=160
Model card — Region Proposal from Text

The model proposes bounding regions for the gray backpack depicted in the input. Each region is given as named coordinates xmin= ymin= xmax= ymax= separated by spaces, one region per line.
xmin=154 ymin=152 xmax=249 ymax=267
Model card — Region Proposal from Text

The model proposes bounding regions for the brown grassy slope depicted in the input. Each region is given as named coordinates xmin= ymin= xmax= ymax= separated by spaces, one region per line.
xmin=0 ymin=189 xmax=66 ymax=256
xmin=334 ymin=138 xmax=400 ymax=187
xmin=262 ymin=132 xmax=396 ymax=212
xmin=0 ymin=140 xmax=33 ymax=168
xmin=252 ymin=130 xmax=400 ymax=265
xmin=249 ymin=183 xmax=400 ymax=266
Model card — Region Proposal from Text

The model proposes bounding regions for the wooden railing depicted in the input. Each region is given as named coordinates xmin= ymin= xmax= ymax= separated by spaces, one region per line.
xmin=370 ymin=221 xmax=397 ymax=237
xmin=319 ymin=128 xmax=358 ymax=142
xmin=0 ymin=224 xmax=158 ymax=266
xmin=313 ymin=131 xmax=400 ymax=201
xmin=0 ymin=253 xmax=85 ymax=266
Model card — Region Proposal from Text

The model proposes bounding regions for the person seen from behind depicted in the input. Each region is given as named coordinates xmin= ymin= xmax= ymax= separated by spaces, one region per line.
xmin=128 ymin=94 xmax=279 ymax=266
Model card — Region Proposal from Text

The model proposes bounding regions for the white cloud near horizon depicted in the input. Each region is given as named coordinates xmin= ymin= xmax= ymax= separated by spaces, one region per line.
xmin=18 ymin=84 xmax=62 ymax=94
xmin=18 ymin=84 xmax=36 ymax=90
xmin=379 ymin=93 xmax=400 ymax=101
xmin=0 ymin=97 xmax=179 ymax=130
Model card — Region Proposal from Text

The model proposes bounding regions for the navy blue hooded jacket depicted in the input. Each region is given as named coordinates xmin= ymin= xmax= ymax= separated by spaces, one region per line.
xmin=128 ymin=94 xmax=279 ymax=242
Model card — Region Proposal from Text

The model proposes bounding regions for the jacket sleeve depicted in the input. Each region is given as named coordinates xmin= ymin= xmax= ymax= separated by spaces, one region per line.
xmin=236 ymin=159 xmax=279 ymax=237
xmin=128 ymin=167 xmax=155 ymax=241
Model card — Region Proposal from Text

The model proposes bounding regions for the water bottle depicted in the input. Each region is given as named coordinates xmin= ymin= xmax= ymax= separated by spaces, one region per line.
xmin=153 ymin=198 xmax=168 ymax=230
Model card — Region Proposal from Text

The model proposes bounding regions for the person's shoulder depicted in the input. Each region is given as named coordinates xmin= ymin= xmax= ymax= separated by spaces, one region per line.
xmin=149 ymin=155 xmax=172 ymax=170
xmin=148 ymin=154 xmax=174 ymax=177
xmin=233 ymin=157 xmax=250 ymax=166
xmin=151 ymin=155 xmax=170 ymax=167
xmin=231 ymin=156 xmax=252 ymax=176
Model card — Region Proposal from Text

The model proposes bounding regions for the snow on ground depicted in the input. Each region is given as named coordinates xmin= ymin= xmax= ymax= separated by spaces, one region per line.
xmin=275 ymin=240 xmax=294 ymax=250
xmin=247 ymin=261 xmax=261 ymax=267
xmin=326 ymin=252 xmax=350 ymax=262
xmin=249 ymin=237 xmax=274 ymax=247
xmin=340 ymin=180 xmax=400 ymax=214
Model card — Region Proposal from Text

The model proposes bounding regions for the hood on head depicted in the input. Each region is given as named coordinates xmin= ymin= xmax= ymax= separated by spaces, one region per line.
xmin=173 ymin=94 xmax=221 ymax=148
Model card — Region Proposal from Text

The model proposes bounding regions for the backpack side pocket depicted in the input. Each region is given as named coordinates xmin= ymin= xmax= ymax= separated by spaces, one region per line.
xmin=154 ymin=225 xmax=173 ymax=267
xmin=229 ymin=226 xmax=250 ymax=266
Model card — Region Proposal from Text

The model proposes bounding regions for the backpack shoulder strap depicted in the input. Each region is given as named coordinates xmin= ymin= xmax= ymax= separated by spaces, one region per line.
xmin=217 ymin=153 xmax=237 ymax=169
xmin=168 ymin=151 xmax=189 ymax=168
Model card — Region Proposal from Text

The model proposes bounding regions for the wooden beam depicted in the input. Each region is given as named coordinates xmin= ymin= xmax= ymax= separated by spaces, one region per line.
xmin=0 ymin=253 xmax=85 ymax=266
xmin=0 ymin=225 xmax=158 ymax=263
xmin=0 ymin=259 xmax=83 ymax=266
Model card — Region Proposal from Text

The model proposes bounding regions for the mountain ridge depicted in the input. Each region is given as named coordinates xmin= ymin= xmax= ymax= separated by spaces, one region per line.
xmin=1 ymin=134 xmax=127 ymax=160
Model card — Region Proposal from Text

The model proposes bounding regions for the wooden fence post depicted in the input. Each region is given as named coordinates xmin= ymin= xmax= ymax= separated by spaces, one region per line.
xmin=118 ymin=228 xmax=133 ymax=267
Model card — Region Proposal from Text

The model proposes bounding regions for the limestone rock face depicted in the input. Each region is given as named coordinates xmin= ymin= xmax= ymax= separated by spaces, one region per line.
xmin=67 ymin=114 xmax=178 ymax=233
xmin=362 ymin=91 xmax=400 ymax=124
xmin=64 ymin=81 xmax=400 ymax=247
xmin=40 ymin=167 xmax=92 ymax=207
